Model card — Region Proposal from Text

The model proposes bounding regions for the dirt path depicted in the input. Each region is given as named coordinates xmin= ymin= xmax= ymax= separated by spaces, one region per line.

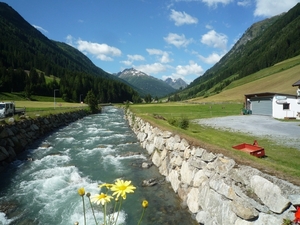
xmin=193 ymin=115 xmax=300 ymax=150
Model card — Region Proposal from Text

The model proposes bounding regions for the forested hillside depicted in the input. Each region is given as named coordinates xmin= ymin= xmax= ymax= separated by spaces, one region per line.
xmin=0 ymin=2 xmax=141 ymax=103
xmin=177 ymin=3 xmax=300 ymax=100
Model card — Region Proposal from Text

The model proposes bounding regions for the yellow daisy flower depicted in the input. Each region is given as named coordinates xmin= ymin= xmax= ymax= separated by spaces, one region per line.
xmin=90 ymin=193 xmax=113 ymax=205
xmin=111 ymin=179 xmax=136 ymax=200
xmin=77 ymin=187 xmax=85 ymax=196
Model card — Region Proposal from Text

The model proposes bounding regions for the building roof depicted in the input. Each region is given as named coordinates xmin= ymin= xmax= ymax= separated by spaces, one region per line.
xmin=292 ymin=80 xmax=300 ymax=87
xmin=244 ymin=92 xmax=296 ymax=99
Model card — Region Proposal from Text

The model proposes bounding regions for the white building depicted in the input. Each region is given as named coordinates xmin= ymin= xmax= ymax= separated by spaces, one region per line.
xmin=244 ymin=80 xmax=300 ymax=119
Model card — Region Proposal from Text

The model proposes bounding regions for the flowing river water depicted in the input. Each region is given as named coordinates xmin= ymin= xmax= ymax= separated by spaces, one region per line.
xmin=0 ymin=106 xmax=197 ymax=225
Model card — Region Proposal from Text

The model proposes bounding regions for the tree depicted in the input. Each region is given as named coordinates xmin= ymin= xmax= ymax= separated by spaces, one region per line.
xmin=84 ymin=90 xmax=99 ymax=113
xmin=144 ymin=94 xmax=152 ymax=103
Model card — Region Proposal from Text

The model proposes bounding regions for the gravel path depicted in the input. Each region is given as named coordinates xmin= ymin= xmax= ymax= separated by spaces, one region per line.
xmin=193 ymin=115 xmax=300 ymax=150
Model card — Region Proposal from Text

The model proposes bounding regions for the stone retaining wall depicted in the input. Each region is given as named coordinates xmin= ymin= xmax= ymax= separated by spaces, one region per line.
xmin=0 ymin=110 xmax=90 ymax=172
xmin=126 ymin=110 xmax=300 ymax=225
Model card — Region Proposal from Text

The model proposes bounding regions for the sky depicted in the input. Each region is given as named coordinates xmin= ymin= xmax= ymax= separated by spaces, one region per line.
xmin=2 ymin=0 xmax=300 ymax=84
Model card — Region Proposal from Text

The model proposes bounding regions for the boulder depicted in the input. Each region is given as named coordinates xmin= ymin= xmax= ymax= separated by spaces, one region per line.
xmin=250 ymin=175 xmax=290 ymax=213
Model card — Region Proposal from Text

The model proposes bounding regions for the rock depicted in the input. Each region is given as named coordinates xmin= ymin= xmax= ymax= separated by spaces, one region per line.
xmin=167 ymin=169 xmax=180 ymax=193
xmin=142 ymin=178 xmax=157 ymax=187
xmin=209 ymin=174 xmax=237 ymax=200
xmin=180 ymin=160 xmax=196 ymax=185
xmin=154 ymin=136 xmax=165 ymax=150
xmin=187 ymin=188 xmax=200 ymax=213
xmin=253 ymin=213 xmax=283 ymax=225
xmin=289 ymin=194 xmax=300 ymax=206
xmin=250 ymin=175 xmax=290 ymax=213
xmin=193 ymin=170 xmax=208 ymax=187
xmin=152 ymin=150 xmax=162 ymax=167
xmin=145 ymin=142 xmax=155 ymax=155
xmin=142 ymin=162 xmax=152 ymax=169
xmin=201 ymin=151 xmax=216 ymax=162
xmin=230 ymin=196 xmax=259 ymax=220
xmin=193 ymin=147 xmax=205 ymax=157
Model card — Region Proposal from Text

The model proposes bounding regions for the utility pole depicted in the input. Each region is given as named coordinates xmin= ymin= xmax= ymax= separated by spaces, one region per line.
xmin=54 ymin=89 xmax=59 ymax=109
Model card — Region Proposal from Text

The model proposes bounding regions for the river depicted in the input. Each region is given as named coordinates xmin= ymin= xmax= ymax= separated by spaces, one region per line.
xmin=0 ymin=106 xmax=197 ymax=225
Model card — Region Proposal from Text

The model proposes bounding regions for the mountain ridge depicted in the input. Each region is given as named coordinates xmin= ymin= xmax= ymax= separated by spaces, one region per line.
xmin=115 ymin=68 xmax=177 ymax=98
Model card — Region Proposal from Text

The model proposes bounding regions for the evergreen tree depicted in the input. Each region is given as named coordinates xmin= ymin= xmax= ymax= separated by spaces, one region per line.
xmin=84 ymin=90 xmax=98 ymax=113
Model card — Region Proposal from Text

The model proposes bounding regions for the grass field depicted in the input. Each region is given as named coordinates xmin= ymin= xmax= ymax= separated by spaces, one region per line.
xmin=0 ymin=94 xmax=88 ymax=122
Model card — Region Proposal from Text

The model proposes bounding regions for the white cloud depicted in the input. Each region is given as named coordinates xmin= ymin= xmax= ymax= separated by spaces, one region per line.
xmin=202 ymin=0 xmax=233 ymax=7
xmin=120 ymin=60 xmax=132 ymax=66
xmin=199 ymin=52 xmax=224 ymax=64
xmin=164 ymin=33 xmax=193 ymax=48
xmin=205 ymin=24 xmax=213 ymax=29
xmin=169 ymin=9 xmax=198 ymax=26
xmin=201 ymin=30 xmax=228 ymax=50
xmin=66 ymin=35 xmax=74 ymax=46
xmin=237 ymin=0 xmax=251 ymax=7
xmin=77 ymin=39 xmax=121 ymax=61
xmin=120 ymin=54 xmax=145 ymax=66
xmin=173 ymin=61 xmax=204 ymax=77
xmin=146 ymin=48 xmax=172 ymax=63
xmin=254 ymin=0 xmax=300 ymax=17
xmin=127 ymin=54 xmax=145 ymax=61
xmin=32 ymin=25 xmax=48 ymax=33
xmin=134 ymin=63 xmax=167 ymax=75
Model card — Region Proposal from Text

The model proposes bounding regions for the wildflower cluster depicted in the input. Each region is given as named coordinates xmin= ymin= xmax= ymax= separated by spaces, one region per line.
xmin=76 ymin=179 xmax=148 ymax=225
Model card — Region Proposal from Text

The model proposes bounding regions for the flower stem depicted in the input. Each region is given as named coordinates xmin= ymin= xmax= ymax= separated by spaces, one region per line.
xmin=82 ymin=196 xmax=86 ymax=225
xmin=137 ymin=208 xmax=145 ymax=225
xmin=88 ymin=196 xmax=98 ymax=225
xmin=113 ymin=198 xmax=122 ymax=225
xmin=103 ymin=204 xmax=107 ymax=225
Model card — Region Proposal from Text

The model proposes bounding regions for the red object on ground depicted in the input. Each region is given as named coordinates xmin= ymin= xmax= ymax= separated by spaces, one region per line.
xmin=294 ymin=206 xmax=300 ymax=223
xmin=232 ymin=140 xmax=265 ymax=158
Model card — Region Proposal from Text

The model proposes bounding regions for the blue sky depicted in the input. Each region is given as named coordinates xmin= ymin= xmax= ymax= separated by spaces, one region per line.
xmin=2 ymin=0 xmax=300 ymax=83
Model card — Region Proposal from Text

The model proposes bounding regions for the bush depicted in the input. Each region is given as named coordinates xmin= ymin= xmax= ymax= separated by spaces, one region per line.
xmin=167 ymin=117 xmax=178 ymax=126
xmin=178 ymin=116 xmax=189 ymax=130
xmin=168 ymin=116 xmax=189 ymax=129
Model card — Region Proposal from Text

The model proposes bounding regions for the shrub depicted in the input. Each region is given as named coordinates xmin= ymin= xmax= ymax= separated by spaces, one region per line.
xmin=178 ymin=116 xmax=189 ymax=130
xmin=167 ymin=117 xmax=178 ymax=126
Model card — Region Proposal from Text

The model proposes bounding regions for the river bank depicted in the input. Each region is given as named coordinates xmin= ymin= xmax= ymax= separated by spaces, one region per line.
xmin=0 ymin=110 xmax=90 ymax=172
xmin=125 ymin=109 xmax=300 ymax=224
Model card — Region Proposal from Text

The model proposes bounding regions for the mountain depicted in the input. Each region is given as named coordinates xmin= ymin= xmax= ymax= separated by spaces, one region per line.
xmin=164 ymin=77 xmax=187 ymax=90
xmin=0 ymin=2 xmax=141 ymax=103
xmin=0 ymin=3 xmax=114 ymax=79
xmin=177 ymin=3 xmax=300 ymax=100
xmin=115 ymin=68 xmax=176 ymax=98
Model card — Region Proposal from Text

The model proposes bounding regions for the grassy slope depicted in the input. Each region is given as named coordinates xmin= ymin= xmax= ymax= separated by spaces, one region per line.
xmin=188 ymin=55 xmax=300 ymax=103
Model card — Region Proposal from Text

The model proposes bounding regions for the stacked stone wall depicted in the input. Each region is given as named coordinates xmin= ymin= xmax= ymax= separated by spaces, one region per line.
xmin=0 ymin=110 xmax=89 ymax=171
xmin=126 ymin=110 xmax=300 ymax=225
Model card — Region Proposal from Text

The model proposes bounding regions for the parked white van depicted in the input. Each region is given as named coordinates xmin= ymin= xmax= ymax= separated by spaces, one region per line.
xmin=0 ymin=102 xmax=15 ymax=118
